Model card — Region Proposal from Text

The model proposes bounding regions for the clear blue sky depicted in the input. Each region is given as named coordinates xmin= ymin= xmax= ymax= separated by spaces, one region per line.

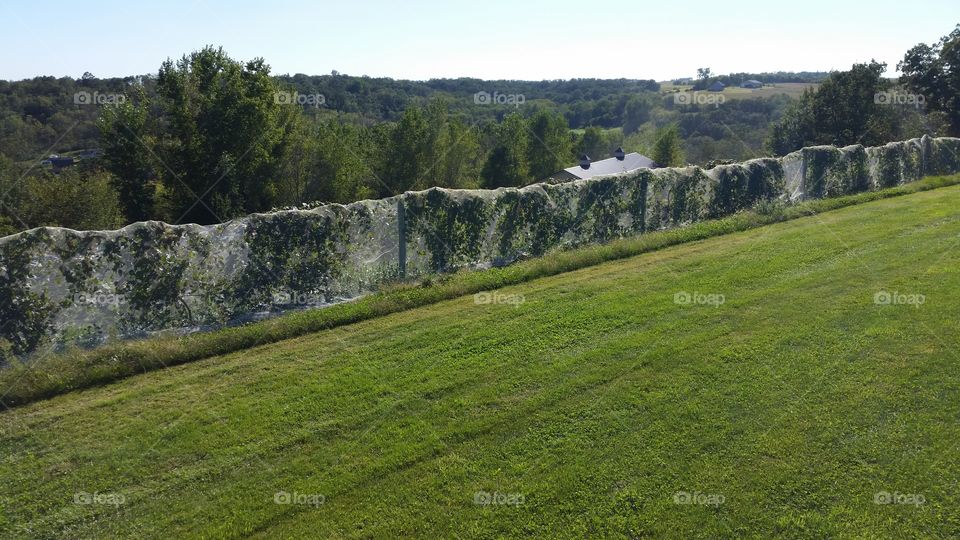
xmin=1 ymin=0 xmax=956 ymax=81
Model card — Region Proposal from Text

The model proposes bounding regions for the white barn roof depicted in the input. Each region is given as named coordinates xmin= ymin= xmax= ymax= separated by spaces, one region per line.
xmin=562 ymin=152 xmax=656 ymax=180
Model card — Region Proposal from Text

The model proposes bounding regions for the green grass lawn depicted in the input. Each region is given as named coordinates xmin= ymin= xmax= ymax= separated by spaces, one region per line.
xmin=3 ymin=185 xmax=960 ymax=538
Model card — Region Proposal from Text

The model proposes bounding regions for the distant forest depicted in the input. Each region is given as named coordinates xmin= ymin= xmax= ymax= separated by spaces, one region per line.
xmin=2 ymin=25 xmax=957 ymax=236
xmin=0 ymin=71 xmax=815 ymax=164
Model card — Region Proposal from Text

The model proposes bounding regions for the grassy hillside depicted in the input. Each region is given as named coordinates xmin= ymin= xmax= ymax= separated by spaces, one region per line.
xmin=660 ymin=81 xmax=819 ymax=100
xmin=3 ymin=185 xmax=960 ymax=537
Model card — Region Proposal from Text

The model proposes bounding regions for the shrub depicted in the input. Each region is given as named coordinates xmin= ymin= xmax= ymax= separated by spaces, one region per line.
xmin=26 ymin=169 xmax=123 ymax=230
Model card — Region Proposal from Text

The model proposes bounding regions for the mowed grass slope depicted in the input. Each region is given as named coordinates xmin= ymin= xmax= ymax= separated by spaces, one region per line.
xmin=3 ymin=186 xmax=960 ymax=538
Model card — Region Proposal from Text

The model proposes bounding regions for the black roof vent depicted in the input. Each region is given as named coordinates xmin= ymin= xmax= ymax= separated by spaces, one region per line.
xmin=579 ymin=154 xmax=591 ymax=169
xmin=614 ymin=147 xmax=625 ymax=160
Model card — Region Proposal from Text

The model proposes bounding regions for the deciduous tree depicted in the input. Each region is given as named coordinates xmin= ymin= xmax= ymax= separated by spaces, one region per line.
xmin=899 ymin=25 xmax=960 ymax=136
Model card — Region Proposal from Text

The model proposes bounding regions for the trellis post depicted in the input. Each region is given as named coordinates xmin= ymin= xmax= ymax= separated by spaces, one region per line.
xmin=397 ymin=199 xmax=406 ymax=279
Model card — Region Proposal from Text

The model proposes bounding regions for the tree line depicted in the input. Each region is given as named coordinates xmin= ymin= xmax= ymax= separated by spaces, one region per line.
xmin=767 ymin=25 xmax=960 ymax=155
xmin=0 ymin=47 xmax=662 ymax=232
xmin=1 ymin=25 xmax=958 ymax=236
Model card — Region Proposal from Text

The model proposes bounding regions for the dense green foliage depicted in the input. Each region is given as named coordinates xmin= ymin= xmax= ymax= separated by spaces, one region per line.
xmin=899 ymin=24 xmax=960 ymax=136
xmin=768 ymin=25 xmax=960 ymax=157
xmin=375 ymin=100 xmax=483 ymax=196
xmin=0 ymin=58 xmax=839 ymax=236
xmin=526 ymin=109 xmax=573 ymax=180
xmin=480 ymin=113 xmax=530 ymax=188
xmin=278 ymin=74 xmax=661 ymax=126
xmin=0 ymin=72 xmax=137 ymax=162
xmin=152 ymin=47 xmax=299 ymax=224
xmin=97 ymin=86 xmax=156 ymax=222
xmin=673 ymin=95 xmax=792 ymax=163
xmin=1 ymin=27 xmax=957 ymax=235
xmin=767 ymin=62 xmax=899 ymax=155
xmin=688 ymin=70 xmax=829 ymax=89
xmin=651 ymin=124 xmax=684 ymax=167
xmin=3 ymin=135 xmax=955 ymax=362
xmin=3 ymin=183 xmax=960 ymax=537
xmin=0 ymin=73 xmax=660 ymax=164
xmin=0 ymin=157 xmax=121 ymax=234
xmin=3 ymin=173 xmax=958 ymax=407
